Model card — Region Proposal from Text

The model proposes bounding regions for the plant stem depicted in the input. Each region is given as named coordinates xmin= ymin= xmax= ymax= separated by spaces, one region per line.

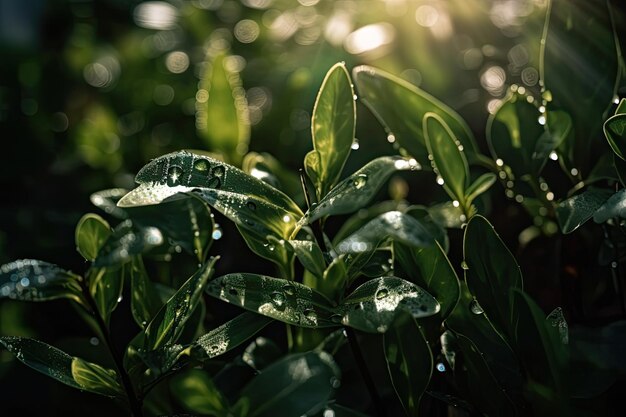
xmin=80 ymin=280 xmax=144 ymax=417
xmin=345 ymin=328 xmax=387 ymax=417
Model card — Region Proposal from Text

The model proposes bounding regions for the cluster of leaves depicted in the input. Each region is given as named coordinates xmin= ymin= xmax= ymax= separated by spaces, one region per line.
xmin=2 ymin=0 xmax=626 ymax=416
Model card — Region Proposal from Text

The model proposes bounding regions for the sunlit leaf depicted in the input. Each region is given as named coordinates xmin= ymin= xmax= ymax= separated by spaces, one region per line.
xmin=302 ymin=156 xmax=421 ymax=226
xmin=0 ymin=259 xmax=84 ymax=305
xmin=87 ymin=264 xmax=124 ymax=325
xmin=287 ymin=239 xmax=326 ymax=279
xmin=556 ymin=188 xmax=612 ymax=233
xmin=339 ymin=277 xmax=440 ymax=333
xmin=143 ymin=257 xmax=218 ymax=351
xmin=232 ymin=351 xmax=340 ymax=417
xmin=463 ymin=215 xmax=522 ymax=336
xmin=75 ymin=213 xmax=111 ymax=261
xmin=424 ymin=113 xmax=469 ymax=205
xmin=352 ymin=65 xmax=479 ymax=165
xmin=206 ymin=273 xmax=337 ymax=328
xmin=306 ymin=62 xmax=356 ymax=199
xmin=465 ymin=173 xmax=497 ymax=207
xmin=531 ymin=110 xmax=571 ymax=175
xmin=242 ymin=152 xmax=302 ymax=203
xmin=192 ymin=312 xmax=272 ymax=360
xmin=384 ymin=311 xmax=432 ymax=416
xmin=0 ymin=337 xmax=122 ymax=398
xmin=604 ymin=113 xmax=626 ymax=161
xmin=170 ymin=369 xmax=229 ymax=415
xmin=196 ymin=52 xmax=249 ymax=164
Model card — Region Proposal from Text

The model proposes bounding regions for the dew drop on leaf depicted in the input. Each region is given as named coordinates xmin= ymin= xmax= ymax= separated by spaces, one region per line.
xmin=469 ymin=298 xmax=484 ymax=315
xmin=376 ymin=288 xmax=389 ymax=299
xmin=193 ymin=159 xmax=209 ymax=171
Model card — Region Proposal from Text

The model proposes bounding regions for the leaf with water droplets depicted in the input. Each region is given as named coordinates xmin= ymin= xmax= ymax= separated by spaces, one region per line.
xmin=339 ymin=277 xmax=440 ymax=333
xmin=593 ymin=188 xmax=626 ymax=223
xmin=143 ymin=257 xmax=218 ymax=351
xmin=206 ymin=273 xmax=337 ymax=328
xmin=424 ymin=113 xmax=469 ymax=205
xmin=352 ymin=65 xmax=479 ymax=166
xmin=75 ymin=213 xmax=111 ymax=261
xmin=287 ymin=239 xmax=326 ymax=279
xmin=192 ymin=311 xmax=272 ymax=360
xmin=464 ymin=215 xmax=523 ymax=337
xmin=0 ymin=336 xmax=122 ymax=398
xmin=130 ymin=256 xmax=162 ymax=329
xmin=464 ymin=173 xmax=497 ymax=208
xmin=231 ymin=351 xmax=340 ymax=417
xmin=94 ymin=219 xmax=165 ymax=267
xmin=546 ymin=307 xmax=568 ymax=345
xmin=170 ymin=369 xmax=229 ymax=415
xmin=531 ymin=110 xmax=571 ymax=176
xmin=303 ymin=156 xmax=420 ymax=225
xmin=306 ymin=62 xmax=356 ymax=200
xmin=384 ymin=311 xmax=432 ymax=416
xmin=197 ymin=52 xmax=249 ymax=164
xmin=556 ymin=187 xmax=612 ymax=233
xmin=394 ymin=241 xmax=460 ymax=319
xmin=486 ymin=92 xmax=544 ymax=178
xmin=0 ymin=259 xmax=85 ymax=305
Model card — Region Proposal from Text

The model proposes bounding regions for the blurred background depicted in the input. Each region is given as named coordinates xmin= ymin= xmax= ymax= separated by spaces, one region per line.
xmin=0 ymin=0 xmax=605 ymax=414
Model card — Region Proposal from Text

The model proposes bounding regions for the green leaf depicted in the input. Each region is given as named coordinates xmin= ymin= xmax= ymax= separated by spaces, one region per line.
xmin=428 ymin=201 xmax=466 ymax=228
xmin=75 ymin=214 xmax=111 ymax=261
xmin=143 ymin=257 xmax=218 ymax=351
xmin=192 ymin=312 xmax=273 ymax=359
xmin=394 ymin=241 xmax=460 ymax=319
xmin=556 ymin=188 xmax=612 ymax=233
xmin=242 ymin=337 xmax=282 ymax=371
xmin=604 ymin=113 xmax=626 ymax=161
xmin=531 ymin=110 xmax=571 ymax=175
xmin=242 ymin=152 xmax=303 ymax=202
xmin=302 ymin=156 xmax=421 ymax=226
xmin=0 ymin=259 xmax=85 ymax=305
xmin=463 ymin=215 xmax=523 ymax=336
xmin=541 ymin=0 xmax=619 ymax=173
xmin=71 ymin=357 xmax=125 ymax=398
xmin=0 ymin=336 xmax=122 ymax=398
xmin=546 ymin=307 xmax=568 ymax=345
xmin=384 ymin=312 xmax=432 ymax=416
xmin=352 ymin=65 xmax=479 ymax=165
xmin=206 ymin=273 xmax=337 ymax=328
xmin=170 ymin=369 xmax=229 ymax=416
xmin=94 ymin=219 xmax=165 ymax=267
xmin=306 ymin=62 xmax=356 ymax=199
xmin=424 ymin=113 xmax=469 ymax=204
xmin=593 ymin=188 xmax=626 ymax=223
xmin=486 ymin=92 xmax=544 ymax=178
xmin=129 ymin=256 xmax=162 ymax=329
xmin=464 ymin=173 xmax=497 ymax=207
xmin=232 ymin=351 xmax=340 ymax=417
xmin=287 ymin=239 xmax=326 ymax=279
xmin=339 ymin=277 xmax=440 ymax=333
xmin=88 ymin=265 xmax=124 ymax=325
xmin=196 ymin=52 xmax=249 ymax=164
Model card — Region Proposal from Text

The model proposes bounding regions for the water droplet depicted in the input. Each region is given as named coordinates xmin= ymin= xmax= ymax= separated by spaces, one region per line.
xmin=452 ymin=200 xmax=460 ymax=208
xmin=470 ymin=299 xmax=484 ymax=315
xmin=611 ymin=261 xmax=618 ymax=269
xmin=495 ymin=158 xmax=504 ymax=167
xmin=89 ymin=337 xmax=99 ymax=346
xmin=330 ymin=314 xmax=343 ymax=323
xmin=330 ymin=376 xmax=341 ymax=388
xmin=387 ymin=133 xmax=396 ymax=143
xmin=211 ymin=165 xmax=225 ymax=177
xmin=461 ymin=261 xmax=469 ymax=270
xmin=270 ymin=291 xmax=286 ymax=308
xmin=282 ymin=215 xmax=291 ymax=223
xmin=247 ymin=201 xmax=257 ymax=211
xmin=303 ymin=309 xmax=317 ymax=320
xmin=351 ymin=138 xmax=360 ymax=150
xmin=436 ymin=176 xmax=445 ymax=185
xmin=283 ymin=284 xmax=295 ymax=296
xmin=212 ymin=224 xmax=223 ymax=240
xmin=229 ymin=287 xmax=238 ymax=296
xmin=353 ymin=174 xmax=367 ymax=189
xmin=167 ymin=165 xmax=184 ymax=186
xmin=117 ymin=295 xmax=123 ymax=302
xmin=376 ymin=288 xmax=389 ymax=299
xmin=193 ymin=159 xmax=209 ymax=171
xmin=436 ymin=362 xmax=446 ymax=372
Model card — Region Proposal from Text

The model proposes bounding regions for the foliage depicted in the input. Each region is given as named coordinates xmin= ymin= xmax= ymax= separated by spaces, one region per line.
xmin=2 ymin=0 xmax=626 ymax=416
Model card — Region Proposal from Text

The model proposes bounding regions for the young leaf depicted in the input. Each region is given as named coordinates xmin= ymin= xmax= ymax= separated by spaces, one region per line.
xmin=232 ymin=351 xmax=340 ymax=417
xmin=196 ymin=52 xmax=250 ymax=164
xmin=338 ymin=277 xmax=440 ymax=333
xmin=394 ymin=241 xmax=460 ymax=319
xmin=170 ymin=369 xmax=230 ymax=415
xmin=556 ymin=188 xmax=612 ymax=233
xmin=302 ymin=156 xmax=421 ymax=225
xmin=88 ymin=265 xmax=124 ymax=325
xmin=0 ymin=336 xmax=122 ymax=398
xmin=306 ymin=62 xmax=356 ymax=199
xmin=463 ymin=215 xmax=522 ymax=336
xmin=205 ymin=273 xmax=337 ymax=328
xmin=352 ymin=65 xmax=479 ymax=165
xmin=130 ymin=256 xmax=162 ymax=329
xmin=464 ymin=173 xmax=497 ymax=207
xmin=287 ymin=239 xmax=326 ymax=279
xmin=604 ymin=113 xmax=626 ymax=160
xmin=0 ymin=259 xmax=85 ymax=305
xmin=384 ymin=311 xmax=433 ymax=417
xmin=424 ymin=113 xmax=469 ymax=205
xmin=143 ymin=257 xmax=218 ymax=351
xmin=75 ymin=213 xmax=111 ymax=261
xmin=531 ymin=110 xmax=572 ymax=175
xmin=192 ymin=312 xmax=273 ymax=359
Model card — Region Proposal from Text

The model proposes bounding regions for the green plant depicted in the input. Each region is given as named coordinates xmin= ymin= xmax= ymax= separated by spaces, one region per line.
xmin=2 ymin=1 xmax=625 ymax=416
